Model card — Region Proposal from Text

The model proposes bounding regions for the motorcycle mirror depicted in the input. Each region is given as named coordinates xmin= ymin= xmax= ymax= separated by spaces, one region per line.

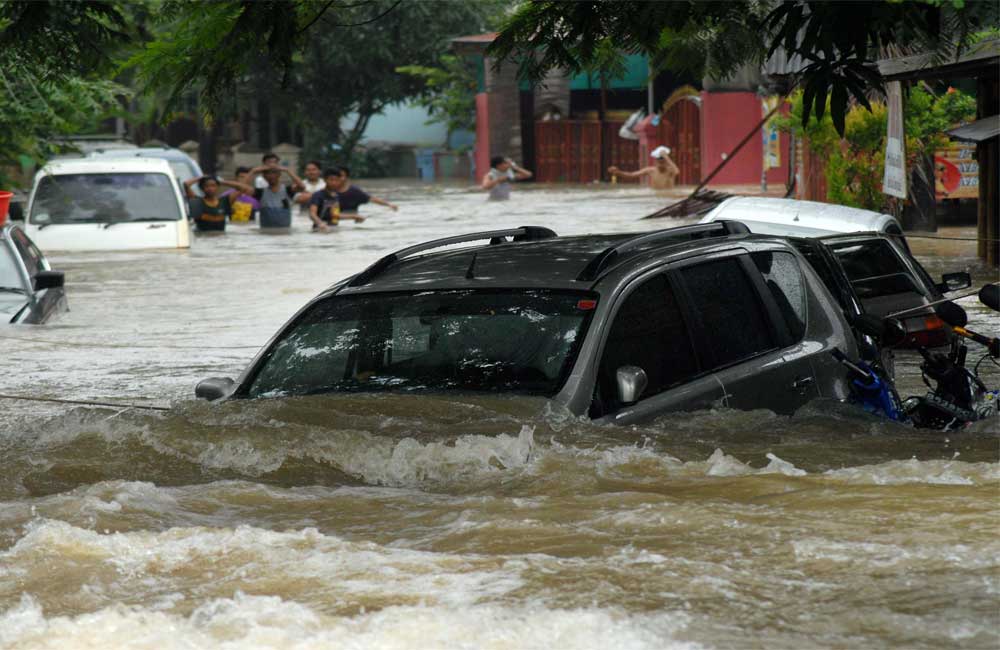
xmin=979 ymin=283 xmax=1000 ymax=312
xmin=935 ymin=300 xmax=968 ymax=328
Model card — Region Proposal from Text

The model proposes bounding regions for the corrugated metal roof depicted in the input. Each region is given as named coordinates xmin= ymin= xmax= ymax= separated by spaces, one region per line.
xmin=947 ymin=115 xmax=1000 ymax=143
xmin=877 ymin=39 xmax=1000 ymax=81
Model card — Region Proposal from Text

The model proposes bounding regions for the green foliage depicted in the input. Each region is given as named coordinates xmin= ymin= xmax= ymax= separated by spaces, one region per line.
xmin=0 ymin=0 xmax=130 ymax=78
xmin=489 ymin=0 xmax=999 ymax=136
xmin=397 ymin=55 xmax=478 ymax=139
xmin=293 ymin=0 xmax=500 ymax=163
xmin=0 ymin=66 xmax=126 ymax=188
xmin=777 ymin=85 xmax=976 ymax=210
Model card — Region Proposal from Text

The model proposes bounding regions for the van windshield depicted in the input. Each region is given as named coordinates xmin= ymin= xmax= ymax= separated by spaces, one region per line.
xmin=29 ymin=173 xmax=181 ymax=225
xmin=246 ymin=289 xmax=596 ymax=398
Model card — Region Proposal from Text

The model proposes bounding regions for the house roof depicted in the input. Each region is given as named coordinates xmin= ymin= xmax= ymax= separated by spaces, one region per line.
xmin=947 ymin=115 xmax=1000 ymax=143
xmin=451 ymin=32 xmax=498 ymax=55
xmin=877 ymin=39 xmax=1000 ymax=82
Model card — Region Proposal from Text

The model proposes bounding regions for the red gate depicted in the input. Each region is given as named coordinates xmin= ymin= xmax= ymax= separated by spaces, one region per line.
xmin=534 ymin=121 xmax=640 ymax=183
xmin=657 ymin=100 xmax=701 ymax=185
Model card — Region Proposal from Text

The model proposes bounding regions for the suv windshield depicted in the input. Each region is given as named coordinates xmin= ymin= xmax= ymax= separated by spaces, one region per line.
xmin=247 ymin=289 xmax=596 ymax=398
xmin=30 ymin=173 xmax=181 ymax=225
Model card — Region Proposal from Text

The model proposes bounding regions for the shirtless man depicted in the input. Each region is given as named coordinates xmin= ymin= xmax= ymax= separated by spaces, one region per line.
xmin=608 ymin=146 xmax=680 ymax=190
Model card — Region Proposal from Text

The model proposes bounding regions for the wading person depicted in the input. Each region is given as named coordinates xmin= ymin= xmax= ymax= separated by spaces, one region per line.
xmin=334 ymin=166 xmax=398 ymax=219
xmin=184 ymin=175 xmax=253 ymax=232
xmin=308 ymin=168 xmax=347 ymax=233
xmin=481 ymin=156 xmax=532 ymax=200
xmin=294 ymin=160 xmax=325 ymax=221
xmin=223 ymin=166 xmax=260 ymax=223
xmin=248 ymin=163 xmax=305 ymax=228
xmin=253 ymin=152 xmax=281 ymax=189
xmin=608 ymin=145 xmax=680 ymax=190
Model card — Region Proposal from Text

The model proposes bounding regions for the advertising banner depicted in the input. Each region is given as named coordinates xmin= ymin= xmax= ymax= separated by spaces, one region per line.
xmin=883 ymin=81 xmax=907 ymax=198
xmin=934 ymin=143 xmax=979 ymax=199
xmin=762 ymin=97 xmax=781 ymax=170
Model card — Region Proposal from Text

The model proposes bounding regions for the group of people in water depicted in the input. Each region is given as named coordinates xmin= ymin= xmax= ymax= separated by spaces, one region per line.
xmin=186 ymin=144 xmax=681 ymax=230
xmin=185 ymin=152 xmax=397 ymax=233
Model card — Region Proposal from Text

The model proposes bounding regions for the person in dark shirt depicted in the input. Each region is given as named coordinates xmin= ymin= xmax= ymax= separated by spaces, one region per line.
xmin=334 ymin=166 xmax=397 ymax=218
xmin=307 ymin=168 xmax=348 ymax=232
xmin=184 ymin=175 xmax=253 ymax=232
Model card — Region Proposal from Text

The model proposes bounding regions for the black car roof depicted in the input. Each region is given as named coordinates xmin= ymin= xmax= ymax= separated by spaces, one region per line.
xmin=334 ymin=222 xmax=775 ymax=294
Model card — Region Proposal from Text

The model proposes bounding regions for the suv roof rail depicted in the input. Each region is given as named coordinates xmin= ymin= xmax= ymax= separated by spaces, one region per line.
xmin=576 ymin=220 xmax=750 ymax=281
xmin=347 ymin=225 xmax=557 ymax=288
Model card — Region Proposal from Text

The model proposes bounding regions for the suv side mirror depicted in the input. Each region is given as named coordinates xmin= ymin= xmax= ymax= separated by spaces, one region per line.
xmin=33 ymin=270 xmax=64 ymax=290
xmin=615 ymin=366 xmax=648 ymax=406
xmin=938 ymin=271 xmax=972 ymax=293
xmin=195 ymin=377 xmax=235 ymax=401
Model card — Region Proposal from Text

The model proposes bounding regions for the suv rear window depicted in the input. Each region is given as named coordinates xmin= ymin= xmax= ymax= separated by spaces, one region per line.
xmin=752 ymin=251 xmax=806 ymax=341
xmin=828 ymin=240 xmax=918 ymax=299
xmin=247 ymin=289 xmax=595 ymax=398
xmin=681 ymin=258 xmax=775 ymax=368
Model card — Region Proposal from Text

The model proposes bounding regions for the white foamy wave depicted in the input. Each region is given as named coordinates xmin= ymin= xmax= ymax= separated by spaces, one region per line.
xmin=1 ymin=520 xmax=522 ymax=609
xmin=823 ymin=458 xmax=1000 ymax=485
xmin=321 ymin=425 xmax=536 ymax=487
xmin=0 ymin=592 xmax=702 ymax=650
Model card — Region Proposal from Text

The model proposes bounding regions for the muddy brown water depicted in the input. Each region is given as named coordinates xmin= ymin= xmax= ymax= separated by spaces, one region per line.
xmin=1 ymin=183 xmax=997 ymax=649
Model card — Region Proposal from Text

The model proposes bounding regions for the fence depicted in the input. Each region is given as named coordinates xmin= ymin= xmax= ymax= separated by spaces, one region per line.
xmin=534 ymin=104 xmax=702 ymax=185
xmin=534 ymin=120 xmax=640 ymax=184
xmin=657 ymin=101 xmax=701 ymax=185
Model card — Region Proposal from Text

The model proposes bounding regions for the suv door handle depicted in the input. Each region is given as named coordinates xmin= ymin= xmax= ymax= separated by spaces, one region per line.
xmin=791 ymin=376 xmax=814 ymax=391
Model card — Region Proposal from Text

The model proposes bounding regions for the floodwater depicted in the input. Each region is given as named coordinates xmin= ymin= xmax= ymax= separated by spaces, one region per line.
xmin=1 ymin=182 xmax=997 ymax=649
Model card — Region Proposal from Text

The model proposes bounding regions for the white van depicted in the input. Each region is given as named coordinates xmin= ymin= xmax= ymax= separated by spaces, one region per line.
xmin=699 ymin=197 xmax=903 ymax=238
xmin=24 ymin=158 xmax=190 ymax=251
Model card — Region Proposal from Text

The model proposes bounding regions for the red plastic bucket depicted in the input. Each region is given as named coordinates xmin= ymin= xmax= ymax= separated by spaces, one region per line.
xmin=0 ymin=191 xmax=12 ymax=226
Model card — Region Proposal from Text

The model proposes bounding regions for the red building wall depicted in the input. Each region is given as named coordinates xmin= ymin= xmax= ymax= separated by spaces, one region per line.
xmin=699 ymin=91 xmax=789 ymax=187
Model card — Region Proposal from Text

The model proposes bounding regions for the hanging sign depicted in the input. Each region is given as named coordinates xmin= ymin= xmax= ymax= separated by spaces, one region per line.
xmin=762 ymin=96 xmax=781 ymax=169
xmin=882 ymin=81 xmax=907 ymax=198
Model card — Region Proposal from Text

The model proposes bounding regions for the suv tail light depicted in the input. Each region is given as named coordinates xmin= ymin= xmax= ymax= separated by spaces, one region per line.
xmin=899 ymin=314 xmax=951 ymax=349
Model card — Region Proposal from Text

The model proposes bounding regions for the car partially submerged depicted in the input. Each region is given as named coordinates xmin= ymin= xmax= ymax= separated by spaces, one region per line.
xmin=197 ymin=222 xmax=860 ymax=425
xmin=0 ymin=223 xmax=67 ymax=324
xmin=702 ymin=198 xmax=970 ymax=348
xmin=699 ymin=196 xmax=904 ymax=237
xmin=23 ymin=157 xmax=191 ymax=251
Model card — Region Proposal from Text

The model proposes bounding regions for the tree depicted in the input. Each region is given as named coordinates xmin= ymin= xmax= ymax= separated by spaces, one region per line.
xmin=0 ymin=66 xmax=125 ymax=187
xmin=0 ymin=1 xmax=130 ymax=188
xmin=290 ymin=0 xmax=501 ymax=162
xmin=775 ymin=85 xmax=976 ymax=210
xmin=488 ymin=0 xmax=999 ymax=135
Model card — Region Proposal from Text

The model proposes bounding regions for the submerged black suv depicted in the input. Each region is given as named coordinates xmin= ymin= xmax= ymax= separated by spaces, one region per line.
xmin=196 ymin=222 xmax=860 ymax=424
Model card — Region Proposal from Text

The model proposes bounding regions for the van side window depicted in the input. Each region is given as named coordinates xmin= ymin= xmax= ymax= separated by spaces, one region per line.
xmin=680 ymin=258 xmax=775 ymax=368
xmin=752 ymin=251 xmax=807 ymax=341
xmin=594 ymin=275 xmax=698 ymax=415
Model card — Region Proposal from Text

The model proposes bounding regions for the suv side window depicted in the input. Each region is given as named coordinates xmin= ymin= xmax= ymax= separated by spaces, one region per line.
xmin=680 ymin=258 xmax=775 ymax=369
xmin=594 ymin=274 xmax=698 ymax=414
xmin=752 ymin=251 xmax=807 ymax=341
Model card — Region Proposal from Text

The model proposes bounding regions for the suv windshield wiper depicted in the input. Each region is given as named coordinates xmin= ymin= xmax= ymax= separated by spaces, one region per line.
xmin=0 ymin=286 xmax=26 ymax=294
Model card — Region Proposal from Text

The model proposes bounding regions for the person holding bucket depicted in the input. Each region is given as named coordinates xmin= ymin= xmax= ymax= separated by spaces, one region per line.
xmin=248 ymin=164 xmax=305 ymax=228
